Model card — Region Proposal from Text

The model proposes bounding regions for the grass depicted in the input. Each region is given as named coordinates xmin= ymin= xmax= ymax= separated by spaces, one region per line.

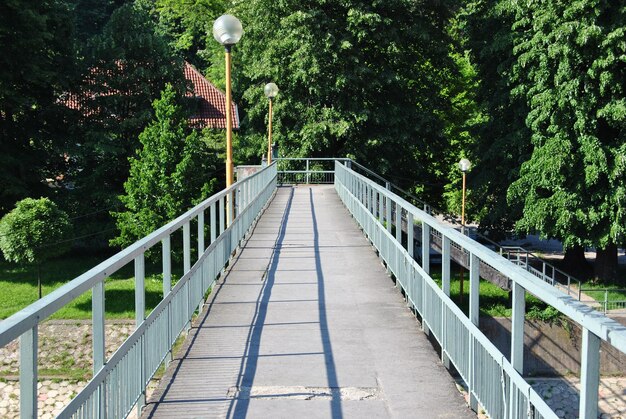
xmin=430 ymin=267 xmax=561 ymax=322
xmin=0 ymin=253 xmax=183 ymax=320
xmin=580 ymin=282 xmax=626 ymax=303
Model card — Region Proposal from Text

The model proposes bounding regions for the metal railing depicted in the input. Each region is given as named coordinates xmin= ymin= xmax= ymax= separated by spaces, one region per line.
xmin=501 ymin=246 xmax=582 ymax=298
xmin=275 ymin=157 xmax=349 ymax=185
xmin=0 ymin=163 xmax=278 ymax=419
xmin=347 ymin=160 xmax=597 ymax=304
xmin=579 ymin=288 xmax=626 ymax=314
xmin=334 ymin=161 xmax=626 ymax=419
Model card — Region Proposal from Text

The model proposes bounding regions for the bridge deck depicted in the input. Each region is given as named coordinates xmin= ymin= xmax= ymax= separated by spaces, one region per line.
xmin=142 ymin=185 xmax=474 ymax=419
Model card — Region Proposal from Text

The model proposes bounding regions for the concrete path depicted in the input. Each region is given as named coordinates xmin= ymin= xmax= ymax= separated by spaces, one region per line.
xmin=142 ymin=185 xmax=474 ymax=419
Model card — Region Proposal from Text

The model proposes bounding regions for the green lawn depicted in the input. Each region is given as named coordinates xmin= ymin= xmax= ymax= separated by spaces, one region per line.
xmin=580 ymin=283 xmax=626 ymax=305
xmin=0 ymin=254 xmax=181 ymax=320
xmin=430 ymin=268 xmax=560 ymax=321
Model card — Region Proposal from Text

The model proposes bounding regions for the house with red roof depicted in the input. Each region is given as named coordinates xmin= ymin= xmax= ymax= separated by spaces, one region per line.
xmin=63 ymin=62 xmax=239 ymax=130
xmin=184 ymin=63 xmax=239 ymax=130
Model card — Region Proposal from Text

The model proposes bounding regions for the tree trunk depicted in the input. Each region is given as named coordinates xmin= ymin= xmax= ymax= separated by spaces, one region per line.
xmin=562 ymin=245 xmax=591 ymax=279
xmin=37 ymin=263 xmax=42 ymax=299
xmin=594 ymin=243 xmax=618 ymax=284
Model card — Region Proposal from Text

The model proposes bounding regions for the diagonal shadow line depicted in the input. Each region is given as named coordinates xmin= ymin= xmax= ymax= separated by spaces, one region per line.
xmin=144 ymin=189 xmax=280 ymax=418
xmin=228 ymin=188 xmax=295 ymax=419
xmin=310 ymin=187 xmax=343 ymax=419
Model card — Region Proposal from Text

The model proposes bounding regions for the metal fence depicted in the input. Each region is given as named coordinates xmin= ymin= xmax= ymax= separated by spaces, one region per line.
xmin=275 ymin=158 xmax=349 ymax=185
xmin=334 ymin=161 xmax=626 ymax=419
xmin=0 ymin=163 xmax=278 ymax=419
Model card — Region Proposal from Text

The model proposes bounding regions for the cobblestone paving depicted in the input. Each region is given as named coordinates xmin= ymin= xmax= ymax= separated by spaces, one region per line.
xmin=0 ymin=320 xmax=133 ymax=418
xmin=2 ymin=320 xmax=625 ymax=418
xmin=531 ymin=377 xmax=626 ymax=419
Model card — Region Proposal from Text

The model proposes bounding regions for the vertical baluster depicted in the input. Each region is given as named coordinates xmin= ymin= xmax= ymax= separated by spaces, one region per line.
xmin=442 ymin=236 xmax=450 ymax=296
xmin=210 ymin=202 xmax=217 ymax=243
xmin=395 ymin=203 xmax=401 ymax=243
xmin=407 ymin=212 xmax=414 ymax=258
xmin=219 ymin=196 xmax=225 ymax=234
xmin=183 ymin=222 xmax=191 ymax=273
xmin=93 ymin=281 xmax=105 ymax=373
xmin=511 ymin=282 xmax=525 ymax=374
xmin=134 ymin=254 xmax=145 ymax=415
xmin=469 ymin=254 xmax=479 ymax=326
xmin=580 ymin=328 xmax=600 ymax=418
xmin=93 ymin=281 xmax=106 ymax=418
xmin=20 ymin=326 xmax=38 ymax=418
xmin=198 ymin=211 xmax=205 ymax=259
xmin=385 ymin=183 xmax=392 ymax=233
xmin=422 ymin=222 xmax=430 ymax=275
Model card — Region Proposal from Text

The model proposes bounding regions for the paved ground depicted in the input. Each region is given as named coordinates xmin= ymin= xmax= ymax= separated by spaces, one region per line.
xmin=141 ymin=185 xmax=474 ymax=419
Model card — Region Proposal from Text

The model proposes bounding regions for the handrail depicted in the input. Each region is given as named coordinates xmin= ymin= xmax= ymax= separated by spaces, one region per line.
xmin=347 ymin=159 xmax=589 ymax=302
xmin=0 ymin=163 xmax=278 ymax=418
xmin=334 ymin=161 xmax=626 ymax=419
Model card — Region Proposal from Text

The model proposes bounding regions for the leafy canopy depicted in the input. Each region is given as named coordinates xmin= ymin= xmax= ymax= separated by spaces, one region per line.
xmin=111 ymin=84 xmax=219 ymax=248
xmin=0 ymin=198 xmax=73 ymax=265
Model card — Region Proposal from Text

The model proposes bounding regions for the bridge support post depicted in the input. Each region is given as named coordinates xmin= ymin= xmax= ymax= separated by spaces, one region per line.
xmin=511 ymin=283 xmax=525 ymax=374
xmin=580 ymin=327 xmax=600 ymax=419
xmin=20 ymin=326 xmax=37 ymax=419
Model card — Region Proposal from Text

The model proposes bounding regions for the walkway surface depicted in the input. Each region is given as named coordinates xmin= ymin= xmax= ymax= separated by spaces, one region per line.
xmin=142 ymin=185 xmax=474 ymax=419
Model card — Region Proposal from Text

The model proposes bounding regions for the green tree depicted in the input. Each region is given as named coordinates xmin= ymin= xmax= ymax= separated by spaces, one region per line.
xmin=225 ymin=0 xmax=458 ymax=203
xmin=0 ymin=198 xmax=73 ymax=298
xmin=68 ymin=1 xmax=188 ymax=211
xmin=111 ymin=85 xmax=219 ymax=248
xmin=0 ymin=0 xmax=76 ymax=215
xmin=456 ymin=1 xmax=532 ymax=237
xmin=150 ymin=0 xmax=226 ymax=68
xmin=506 ymin=0 xmax=626 ymax=282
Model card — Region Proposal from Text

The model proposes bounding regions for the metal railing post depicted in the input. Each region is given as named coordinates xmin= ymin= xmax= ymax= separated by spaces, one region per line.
xmin=198 ymin=212 xmax=205 ymax=259
xmin=511 ymin=283 xmax=525 ymax=374
xmin=183 ymin=222 xmax=191 ymax=273
xmin=395 ymin=203 xmax=402 ymax=243
xmin=422 ymin=222 xmax=430 ymax=275
xmin=442 ymin=236 xmax=451 ymax=296
xmin=162 ymin=237 xmax=172 ymax=366
xmin=93 ymin=281 xmax=105 ymax=373
xmin=210 ymin=202 xmax=217 ymax=243
xmin=407 ymin=213 xmax=414 ymax=258
xmin=306 ymin=159 xmax=310 ymax=184
xmin=385 ymin=182 xmax=392 ymax=234
xmin=20 ymin=326 xmax=38 ymax=418
xmin=580 ymin=327 xmax=600 ymax=418
xmin=469 ymin=254 xmax=480 ymax=326
xmin=134 ymin=254 xmax=146 ymax=415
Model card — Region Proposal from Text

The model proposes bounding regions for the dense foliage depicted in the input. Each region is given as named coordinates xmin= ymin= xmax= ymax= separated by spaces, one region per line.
xmin=229 ymin=0 xmax=460 ymax=202
xmin=1 ymin=0 xmax=624 ymax=283
xmin=0 ymin=198 xmax=72 ymax=297
xmin=111 ymin=85 xmax=219 ymax=248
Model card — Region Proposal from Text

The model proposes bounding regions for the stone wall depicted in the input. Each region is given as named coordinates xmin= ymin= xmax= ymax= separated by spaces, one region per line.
xmin=479 ymin=317 xmax=626 ymax=376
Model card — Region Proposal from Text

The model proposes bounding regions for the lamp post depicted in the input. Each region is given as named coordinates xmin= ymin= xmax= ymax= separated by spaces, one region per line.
xmin=213 ymin=14 xmax=243 ymax=226
xmin=264 ymin=82 xmax=278 ymax=165
xmin=458 ymin=158 xmax=471 ymax=303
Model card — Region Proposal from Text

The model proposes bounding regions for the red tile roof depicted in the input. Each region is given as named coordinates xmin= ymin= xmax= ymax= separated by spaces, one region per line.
xmin=185 ymin=63 xmax=239 ymax=130
xmin=62 ymin=62 xmax=239 ymax=130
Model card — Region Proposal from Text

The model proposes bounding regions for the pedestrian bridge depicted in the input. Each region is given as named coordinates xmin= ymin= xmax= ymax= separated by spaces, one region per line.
xmin=1 ymin=160 xmax=625 ymax=419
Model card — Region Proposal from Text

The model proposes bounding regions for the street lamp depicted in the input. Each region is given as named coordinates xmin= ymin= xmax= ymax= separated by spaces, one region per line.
xmin=458 ymin=158 xmax=471 ymax=303
xmin=213 ymin=14 xmax=243 ymax=226
xmin=264 ymin=82 xmax=278 ymax=165
xmin=458 ymin=158 xmax=471 ymax=234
